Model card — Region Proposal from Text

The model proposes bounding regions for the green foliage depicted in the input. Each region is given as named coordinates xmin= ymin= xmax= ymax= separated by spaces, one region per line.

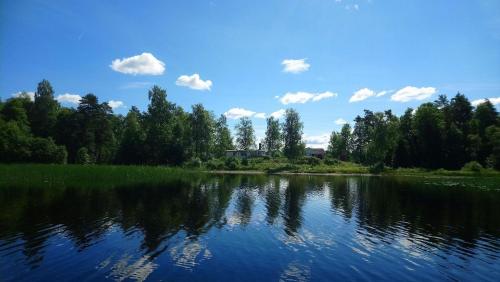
xmin=29 ymin=137 xmax=67 ymax=164
xmin=75 ymin=147 xmax=91 ymax=164
xmin=235 ymin=117 xmax=255 ymax=150
xmin=30 ymin=79 xmax=59 ymax=137
xmin=186 ymin=157 xmax=202 ymax=168
xmin=282 ymin=109 xmax=304 ymax=160
xmin=462 ymin=161 xmax=483 ymax=172
xmin=224 ymin=157 xmax=239 ymax=170
xmin=1 ymin=79 xmax=499 ymax=173
xmin=328 ymin=124 xmax=352 ymax=161
xmin=214 ymin=115 xmax=233 ymax=157
xmin=264 ymin=116 xmax=282 ymax=154
xmin=241 ymin=158 xmax=249 ymax=166
xmin=369 ymin=161 xmax=385 ymax=174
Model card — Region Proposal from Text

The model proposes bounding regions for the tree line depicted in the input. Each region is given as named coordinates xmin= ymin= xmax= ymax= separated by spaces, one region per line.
xmin=1 ymin=79 xmax=499 ymax=170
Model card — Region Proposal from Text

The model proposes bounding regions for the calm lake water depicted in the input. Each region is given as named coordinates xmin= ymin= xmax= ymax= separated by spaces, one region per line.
xmin=1 ymin=174 xmax=499 ymax=281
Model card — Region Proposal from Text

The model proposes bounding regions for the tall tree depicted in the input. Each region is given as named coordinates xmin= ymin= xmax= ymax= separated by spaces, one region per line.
xmin=413 ymin=103 xmax=444 ymax=169
xmin=214 ymin=114 xmax=233 ymax=157
xmin=393 ymin=108 xmax=417 ymax=168
xmin=328 ymin=124 xmax=351 ymax=161
xmin=235 ymin=117 xmax=255 ymax=150
xmin=116 ymin=107 xmax=146 ymax=164
xmin=282 ymin=109 xmax=304 ymax=160
xmin=144 ymin=86 xmax=173 ymax=164
xmin=76 ymin=94 xmax=115 ymax=163
xmin=190 ymin=103 xmax=215 ymax=160
xmin=264 ymin=116 xmax=281 ymax=156
xmin=30 ymin=80 xmax=59 ymax=137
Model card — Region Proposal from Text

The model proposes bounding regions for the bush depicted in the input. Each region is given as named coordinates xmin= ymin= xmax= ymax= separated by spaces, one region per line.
xmin=186 ymin=157 xmax=202 ymax=168
xmin=30 ymin=137 xmax=67 ymax=164
xmin=307 ymin=157 xmax=321 ymax=166
xmin=206 ymin=159 xmax=224 ymax=170
xmin=75 ymin=147 xmax=91 ymax=164
xmin=224 ymin=157 xmax=239 ymax=170
xmin=241 ymin=158 xmax=249 ymax=166
xmin=324 ymin=157 xmax=340 ymax=166
xmin=263 ymin=155 xmax=271 ymax=160
xmin=369 ymin=161 xmax=385 ymax=174
xmin=462 ymin=161 xmax=483 ymax=172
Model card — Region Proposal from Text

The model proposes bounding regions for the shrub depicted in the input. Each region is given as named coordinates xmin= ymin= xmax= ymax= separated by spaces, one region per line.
xmin=369 ymin=161 xmax=385 ymax=174
xmin=30 ymin=137 xmax=67 ymax=164
xmin=307 ymin=157 xmax=321 ymax=166
xmin=462 ymin=161 xmax=483 ymax=172
xmin=324 ymin=158 xmax=339 ymax=166
xmin=206 ymin=159 xmax=224 ymax=170
xmin=241 ymin=158 xmax=249 ymax=166
xmin=186 ymin=157 xmax=202 ymax=168
xmin=263 ymin=155 xmax=271 ymax=160
xmin=224 ymin=157 xmax=239 ymax=170
xmin=75 ymin=147 xmax=91 ymax=164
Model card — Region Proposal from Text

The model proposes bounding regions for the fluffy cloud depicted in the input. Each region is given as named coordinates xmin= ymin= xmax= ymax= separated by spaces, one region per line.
xmin=176 ymin=73 xmax=212 ymax=91
xmin=110 ymin=52 xmax=165 ymax=75
xmin=471 ymin=97 xmax=500 ymax=107
xmin=224 ymin=108 xmax=256 ymax=119
xmin=335 ymin=118 xmax=348 ymax=125
xmin=376 ymin=90 xmax=391 ymax=97
xmin=254 ymin=113 xmax=266 ymax=119
xmin=270 ymin=109 xmax=286 ymax=119
xmin=391 ymin=86 xmax=436 ymax=102
xmin=282 ymin=59 xmax=310 ymax=74
xmin=12 ymin=91 xmax=35 ymax=101
xmin=303 ymin=133 xmax=329 ymax=149
xmin=280 ymin=91 xmax=337 ymax=105
xmin=108 ymin=100 xmax=124 ymax=109
xmin=56 ymin=93 xmax=82 ymax=104
xmin=350 ymin=88 xmax=375 ymax=102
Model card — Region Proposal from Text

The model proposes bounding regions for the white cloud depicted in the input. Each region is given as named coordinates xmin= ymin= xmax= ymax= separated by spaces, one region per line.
xmin=254 ymin=112 xmax=266 ymax=119
xmin=376 ymin=90 xmax=392 ymax=97
xmin=312 ymin=92 xmax=336 ymax=101
xmin=270 ymin=109 xmax=286 ymax=119
xmin=110 ymin=52 xmax=165 ymax=75
xmin=350 ymin=88 xmax=375 ymax=102
xmin=280 ymin=91 xmax=337 ymax=105
xmin=391 ymin=86 xmax=436 ymax=102
xmin=176 ymin=73 xmax=212 ymax=91
xmin=282 ymin=59 xmax=310 ymax=74
xmin=303 ymin=133 xmax=329 ymax=149
xmin=471 ymin=97 xmax=500 ymax=107
xmin=108 ymin=100 xmax=124 ymax=109
xmin=224 ymin=108 xmax=256 ymax=119
xmin=56 ymin=93 xmax=82 ymax=104
xmin=335 ymin=118 xmax=348 ymax=125
xmin=12 ymin=91 xmax=35 ymax=101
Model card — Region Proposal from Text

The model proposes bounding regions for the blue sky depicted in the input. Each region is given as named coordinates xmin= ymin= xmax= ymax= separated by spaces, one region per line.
xmin=1 ymin=0 xmax=500 ymax=147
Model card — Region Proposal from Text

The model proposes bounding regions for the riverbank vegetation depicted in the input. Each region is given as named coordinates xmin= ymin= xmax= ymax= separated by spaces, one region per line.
xmin=1 ymin=79 xmax=499 ymax=174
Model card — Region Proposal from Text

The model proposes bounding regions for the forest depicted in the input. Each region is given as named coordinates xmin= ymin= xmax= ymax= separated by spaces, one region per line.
xmin=1 ymin=79 xmax=499 ymax=171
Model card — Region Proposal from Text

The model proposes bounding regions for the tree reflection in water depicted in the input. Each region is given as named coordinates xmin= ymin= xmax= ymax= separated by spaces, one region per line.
xmin=0 ymin=174 xmax=499 ymax=281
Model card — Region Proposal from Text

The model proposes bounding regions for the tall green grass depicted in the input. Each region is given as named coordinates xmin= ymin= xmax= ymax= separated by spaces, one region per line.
xmin=0 ymin=164 xmax=207 ymax=189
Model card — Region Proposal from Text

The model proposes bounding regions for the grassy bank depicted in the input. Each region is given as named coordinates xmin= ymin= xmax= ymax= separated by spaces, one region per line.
xmin=0 ymin=164 xmax=206 ymax=188
xmin=1 ymin=161 xmax=498 ymax=189
xmin=199 ymin=157 xmax=500 ymax=177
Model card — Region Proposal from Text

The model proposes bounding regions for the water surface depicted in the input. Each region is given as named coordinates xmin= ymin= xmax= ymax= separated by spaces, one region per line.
xmin=1 ymin=175 xmax=499 ymax=281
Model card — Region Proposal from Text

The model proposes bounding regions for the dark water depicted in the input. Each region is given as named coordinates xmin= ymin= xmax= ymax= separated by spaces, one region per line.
xmin=1 ymin=175 xmax=499 ymax=281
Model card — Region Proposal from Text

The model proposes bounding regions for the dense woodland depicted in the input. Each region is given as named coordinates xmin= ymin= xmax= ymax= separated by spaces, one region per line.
xmin=1 ymin=79 xmax=499 ymax=170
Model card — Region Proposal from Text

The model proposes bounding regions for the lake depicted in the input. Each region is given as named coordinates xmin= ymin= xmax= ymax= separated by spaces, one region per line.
xmin=1 ymin=174 xmax=499 ymax=281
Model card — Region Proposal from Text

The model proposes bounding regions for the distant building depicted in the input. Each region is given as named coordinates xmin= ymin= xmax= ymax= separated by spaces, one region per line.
xmin=226 ymin=143 xmax=267 ymax=158
xmin=305 ymin=147 xmax=326 ymax=159
xmin=225 ymin=150 xmax=267 ymax=158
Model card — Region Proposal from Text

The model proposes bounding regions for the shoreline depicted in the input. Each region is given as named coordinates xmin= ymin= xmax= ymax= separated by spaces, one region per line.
xmin=206 ymin=170 xmax=495 ymax=178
